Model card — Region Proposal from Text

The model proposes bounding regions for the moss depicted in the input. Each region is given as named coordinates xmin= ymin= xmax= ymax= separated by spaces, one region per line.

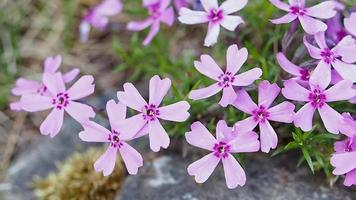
xmin=34 ymin=148 xmax=125 ymax=200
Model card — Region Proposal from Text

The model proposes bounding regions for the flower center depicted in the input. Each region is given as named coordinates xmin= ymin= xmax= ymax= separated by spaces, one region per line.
xmin=218 ymin=72 xmax=235 ymax=88
xmin=299 ymin=69 xmax=311 ymax=81
xmin=143 ymin=104 xmax=160 ymax=121
xmin=37 ymin=84 xmax=48 ymax=96
xmin=252 ymin=105 xmax=270 ymax=123
xmin=52 ymin=92 xmax=69 ymax=110
xmin=208 ymin=8 xmax=224 ymax=23
xmin=320 ymin=48 xmax=336 ymax=64
xmin=213 ymin=141 xmax=231 ymax=158
xmin=148 ymin=2 xmax=161 ymax=19
xmin=290 ymin=6 xmax=306 ymax=15
xmin=108 ymin=129 xmax=123 ymax=148
xmin=309 ymin=88 xmax=326 ymax=108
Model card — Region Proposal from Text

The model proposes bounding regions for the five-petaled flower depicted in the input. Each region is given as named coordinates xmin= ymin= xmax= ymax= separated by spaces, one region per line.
xmin=282 ymin=78 xmax=356 ymax=134
xmin=20 ymin=72 xmax=95 ymax=137
xmin=79 ymin=100 xmax=143 ymax=176
xmin=178 ymin=0 xmax=247 ymax=46
xmin=269 ymin=0 xmax=337 ymax=34
xmin=127 ymin=0 xmax=174 ymax=45
xmin=189 ymin=44 xmax=262 ymax=107
xmin=185 ymin=120 xmax=260 ymax=189
xmin=10 ymin=55 xmax=79 ymax=111
xmin=117 ymin=75 xmax=190 ymax=152
xmin=232 ymin=80 xmax=295 ymax=153
xmin=79 ymin=0 xmax=123 ymax=42
xmin=304 ymin=32 xmax=356 ymax=85
xmin=330 ymin=113 xmax=356 ymax=186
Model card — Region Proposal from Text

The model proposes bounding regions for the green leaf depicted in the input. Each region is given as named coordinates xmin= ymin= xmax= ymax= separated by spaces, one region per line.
xmin=302 ymin=148 xmax=314 ymax=174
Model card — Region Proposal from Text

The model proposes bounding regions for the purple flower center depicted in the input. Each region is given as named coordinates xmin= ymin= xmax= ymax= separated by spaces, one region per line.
xmin=213 ymin=141 xmax=231 ymax=159
xmin=52 ymin=92 xmax=69 ymax=110
xmin=252 ymin=105 xmax=270 ymax=123
xmin=148 ymin=2 xmax=162 ymax=19
xmin=309 ymin=88 xmax=326 ymax=108
xmin=108 ymin=129 xmax=123 ymax=148
xmin=320 ymin=48 xmax=336 ymax=64
xmin=299 ymin=69 xmax=311 ymax=81
xmin=37 ymin=84 xmax=48 ymax=96
xmin=143 ymin=104 xmax=160 ymax=121
xmin=208 ymin=8 xmax=224 ymax=23
xmin=290 ymin=6 xmax=306 ymax=15
xmin=218 ymin=72 xmax=235 ymax=88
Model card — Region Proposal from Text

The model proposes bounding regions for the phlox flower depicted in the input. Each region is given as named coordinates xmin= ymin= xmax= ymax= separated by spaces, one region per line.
xmin=304 ymin=32 xmax=356 ymax=84
xmin=344 ymin=12 xmax=356 ymax=37
xmin=79 ymin=100 xmax=143 ymax=175
xmin=185 ymin=120 xmax=260 ymax=189
xmin=330 ymin=113 xmax=356 ymax=187
xmin=20 ymin=72 xmax=95 ymax=137
xmin=282 ymin=78 xmax=356 ymax=134
xmin=127 ymin=0 xmax=174 ymax=45
xmin=173 ymin=0 xmax=190 ymax=10
xmin=233 ymin=80 xmax=295 ymax=153
xmin=326 ymin=13 xmax=348 ymax=44
xmin=276 ymin=52 xmax=311 ymax=85
xmin=10 ymin=55 xmax=79 ymax=111
xmin=79 ymin=0 xmax=123 ymax=42
xmin=178 ymin=0 xmax=247 ymax=47
xmin=117 ymin=75 xmax=190 ymax=152
xmin=269 ymin=0 xmax=337 ymax=34
xmin=189 ymin=44 xmax=262 ymax=107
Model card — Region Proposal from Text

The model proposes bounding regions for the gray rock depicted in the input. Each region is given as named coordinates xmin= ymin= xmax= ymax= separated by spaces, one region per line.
xmin=118 ymin=151 xmax=356 ymax=200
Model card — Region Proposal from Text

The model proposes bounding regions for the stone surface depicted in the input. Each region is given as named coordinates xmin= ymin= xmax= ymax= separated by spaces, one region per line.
xmin=118 ymin=150 xmax=356 ymax=200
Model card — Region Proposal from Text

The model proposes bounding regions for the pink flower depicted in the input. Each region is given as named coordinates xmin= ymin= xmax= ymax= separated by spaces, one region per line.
xmin=10 ymin=55 xmax=79 ymax=111
xmin=79 ymin=0 xmax=123 ymax=42
xmin=282 ymin=78 xmax=356 ymax=134
xmin=326 ymin=13 xmax=348 ymax=44
xmin=269 ymin=0 xmax=336 ymax=34
xmin=79 ymin=100 xmax=143 ymax=175
xmin=304 ymin=32 xmax=356 ymax=85
xmin=344 ymin=12 xmax=356 ymax=37
xmin=173 ymin=0 xmax=190 ymax=10
xmin=178 ymin=0 xmax=247 ymax=46
xmin=330 ymin=113 xmax=356 ymax=186
xmin=185 ymin=120 xmax=260 ymax=189
xmin=276 ymin=52 xmax=312 ymax=85
xmin=232 ymin=80 xmax=295 ymax=153
xmin=127 ymin=0 xmax=174 ymax=45
xmin=117 ymin=75 xmax=190 ymax=152
xmin=20 ymin=72 xmax=95 ymax=137
xmin=189 ymin=44 xmax=262 ymax=107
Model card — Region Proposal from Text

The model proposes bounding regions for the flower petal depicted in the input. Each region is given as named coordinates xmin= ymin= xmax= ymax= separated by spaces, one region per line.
xmin=325 ymin=80 xmax=356 ymax=102
xmin=20 ymin=94 xmax=53 ymax=112
xmin=258 ymin=80 xmax=280 ymax=108
xmin=43 ymin=72 xmax=65 ymax=96
xmin=40 ymin=108 xmax=64 ymax=138
xmin=158 ymin=101 xmax=190 ymax=122
xmin=232 ymin=89 xmax=258 ymax=114
xmin=233 ymin=117 xmax=258 ymax=132
xmin=281 ymin=79 xmax=310 ymax=102
xmin=344 ymin=13 xmax=356 ymax=37
xmin=149 ymin=75 xmax=171 ymax=106
xmin=187 ymin=153 xmax=220 ymax=183
xmin=119 ymin=142 xmax=143 ymax=175
xmin=79 ymin=121 xmax=110 ymax=142
xmin=219 ymin=86 xmax=236 ymax=107
xmin=160 ymin=7 xmax=175 ymax=26
xmin=294 ymin=103 xmax=316 ymax=132
xmin=148 ymin=120 xmax=170 ymax=152
xmin=67 ymin=75 xmax=95 ymax=100
xmin=185 ymin=121 xmax=217 ymax=151
xmin=117 ymin=83 xmax=147 ymax=111
xmin=229 ymin=131 xmax=260 ymax=153
xmin=11 ymin=78 xmax=41 ymax=96
xmin=62 ymin=68 xmax=80 ymax=83
xmin=332 ymin=59 xmax=356 ymax=83
xmin=314 ymin=32 xmax=328 ymax=49
xmin=298 ymin=15 xmax=327 ymax=35
xmin=143 ymin=22 xmax=160 ymax=45
xmin=270 ymin=13 xmax=297 ymax=24
xmin=10 ymin=101 xmax=22 ymax=111
xmin=303 ymin=36 xmax=322 ymax=59
xmin=276 ymin=52 xmax=301 ymax=76
xmin=318 ymin=104 xmax=341 ymax=134
xmin=194 ymin=55 xmax=223 ymax=81
xmin=269 ymin=0 xmax=291 ymax=11
xmin=200 ymin=0 xmax=218 ymax=11
xmin=220 ymin=0 xmax=247 ymax=14
xmin=178 ymin=8 xmax=208 ymax=24
xmin=232 ymin=68 xmax=262 ymax=86
xmin=106 ymin=99 xmax=127 ymax=131
xmin=216 ymin=120 xmax=235 ymax=142
xmin=65 ymin=101 xmax=95 ymax=123
xmin=94 ymin=146 xmax=118 ymax=176
xmin=339 ymin=113 xmax=356 ymax=137
xmin=226 ymin=45 xmax=247 ymax=75
xmin=331 ymin=151 xmax=356 ymax=175
xmin=188 ymin=83 xmax=222 ymax=100
xmin=344 ymin=169 xmax=356 ymax=187
xmin=268 ymin=101 xmax=295 ymax=123
xmin=259 ymin=121 xmax=278 ymax=153
xmin=220 ymin=15 xmax=243 ymax=31
xmin=44 ymin=55 xmax=62 ymax=73
xmin=222 ymin=153 xmax=246 ymax=188
xmin=116 ymin=114 xmax=148 ymax=140
xmin=204 ymin=23 xmax=220 ymax=47
xmin=127 ymin=19 xmax=153 ymax=31
xmin=309 ymin=61 xmax=331 ymax=90
xmin=306 ymin=1 xmax=336 ymax=19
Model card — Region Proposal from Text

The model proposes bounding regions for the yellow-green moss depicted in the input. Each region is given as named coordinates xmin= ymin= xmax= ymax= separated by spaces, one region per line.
xmin=34 ymin=148 xmax=125 ymax=200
